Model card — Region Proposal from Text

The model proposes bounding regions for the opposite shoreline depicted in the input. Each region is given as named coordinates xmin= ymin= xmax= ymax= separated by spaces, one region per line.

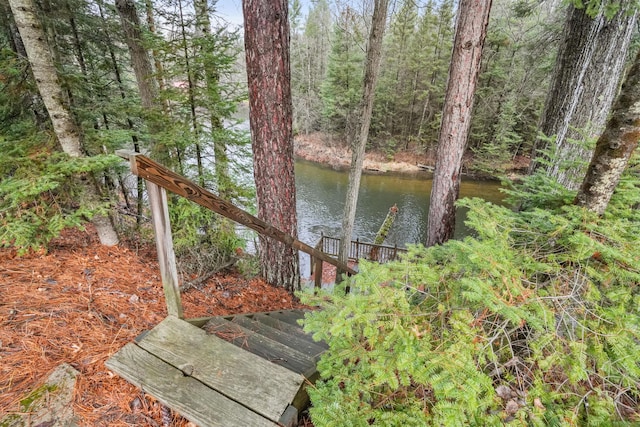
xmin=293 ymin=132 xmax=529 ymax=181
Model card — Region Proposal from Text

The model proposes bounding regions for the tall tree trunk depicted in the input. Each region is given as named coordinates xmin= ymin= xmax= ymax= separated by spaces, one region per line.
xmin=426 ymin=0 xmax=491 ymax=247
xmin=243 ymin=0 xmax=300 ymax=292
xmin=530 ymin=2 xmax=637 ymax=189
xmin=575 ymin=47 xmax=640 ymax=214
xmin=194 ymin=0 xmax=231 ymax=199
xmin=98 ymin=1 xmax=144 ymax=225
xmin=337 ymin=0 xmax=389 ymax=280
xmin=115 ymin=0 xmax=158 ymax=111
xmin=8 ymin=0 xmax=119 ymax=246
xmin=143 ymin=0 xmax=169 ymax=113
xmin=177 ymin=0 xmax=203 ymax=186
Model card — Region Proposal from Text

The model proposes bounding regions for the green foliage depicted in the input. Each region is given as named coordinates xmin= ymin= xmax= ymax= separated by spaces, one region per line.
xmin=320 ymin=7 xmax=365 ymax=141
xmin=0 ymin=133 xmax=119 ymax=254
xmin=470 ymin=0 xmax=559 ymax=173
xmin=301 ymin=166 xmax=640 ymax=425
xmin=0 ymin=43 xmax=119 ymax=254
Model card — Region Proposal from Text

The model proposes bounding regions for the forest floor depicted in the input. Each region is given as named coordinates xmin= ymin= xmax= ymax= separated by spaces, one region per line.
xmin=0 ymin=226 xmax=313 ymax=426
xmin=294 ymin=132 xmax=531 ymax=179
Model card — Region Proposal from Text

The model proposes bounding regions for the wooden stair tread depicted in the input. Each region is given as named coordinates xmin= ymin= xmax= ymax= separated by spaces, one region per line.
xmin=230 ymin=314 xmax=326 ymax=359
xmin=252 ymin=312 xmax=329 ymax=350
xmin=124 ymin=316 xmax=303 ymax=423
xmin=265 ymin=309 xmax=308 ymax=327
xmin=204 ymin=317 xmax=318 ymax=379
xmin=105 ymin=343 xmax=278 ymax=427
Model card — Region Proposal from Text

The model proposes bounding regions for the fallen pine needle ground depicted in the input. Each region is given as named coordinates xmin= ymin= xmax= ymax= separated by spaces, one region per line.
xmin=0 ymin=225 xmax=310 ymax=426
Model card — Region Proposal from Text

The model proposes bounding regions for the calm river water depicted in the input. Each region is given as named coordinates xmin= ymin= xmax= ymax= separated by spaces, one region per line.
xmin=295 ymin=160 xmax=505 ymax=276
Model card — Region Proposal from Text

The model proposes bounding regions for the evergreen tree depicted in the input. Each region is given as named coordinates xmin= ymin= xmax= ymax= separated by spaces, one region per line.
xmin=411 ymin=0 xmax=454 ymax=149
xmin=374 ymin=0 xmax=417 ymax=144
xmin=469 ymin=0 xmax=559 ymax=174
xmin=320 ymin=6 xmax=366 ymax=143
xmin=7 ymin=0 xmax=120 ymax=247
xmin=291 ymin=0 xmax=332 ymax=134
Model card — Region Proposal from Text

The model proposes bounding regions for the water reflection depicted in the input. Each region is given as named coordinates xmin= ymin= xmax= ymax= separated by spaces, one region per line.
xmin=295 ymin=160 xmax=505 ymax=276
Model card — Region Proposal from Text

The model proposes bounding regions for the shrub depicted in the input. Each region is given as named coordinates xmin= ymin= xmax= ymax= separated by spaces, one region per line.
xmin=300 ymin=163 xmax=640 ymax=426
xmin=0 ymin=133 xmax=119 ymax=254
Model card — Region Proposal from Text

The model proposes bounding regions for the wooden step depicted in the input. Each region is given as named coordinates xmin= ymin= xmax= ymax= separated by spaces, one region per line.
xmin=106 ymin=316 xmax=305 ymax=426
xmin=230 ymin=314 xmax=326 ymax=359
xmin=106 ymin=343 xmax=277 ymax=427
xmin=252 ymin=312 xmax=329 ymax=350
xmin=204 ymin=317 xmax=318 ymax=379
xmin=265 ymin=309 xmax=307 ymax=327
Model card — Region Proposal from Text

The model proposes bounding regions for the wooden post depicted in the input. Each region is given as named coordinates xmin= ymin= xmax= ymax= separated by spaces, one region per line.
xmin=314 ymin=257 xmax=322 ymax=290
xmin=146 ymin=181 xmax=183 ymax=318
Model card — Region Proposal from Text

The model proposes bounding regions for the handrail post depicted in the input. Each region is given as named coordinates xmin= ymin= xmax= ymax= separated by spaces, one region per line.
xmin=146 ymin=180 xmax=184 ymax=318
xmin=314 ymin=257 xmax=323 ymax=290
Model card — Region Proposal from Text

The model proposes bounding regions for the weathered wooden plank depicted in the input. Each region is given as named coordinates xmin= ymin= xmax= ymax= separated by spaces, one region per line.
xmin=231 ymin=315 xmax=326 ymax=359
xmin=267 ymin=310 xmax=307 ymax=327
xmin=105 ymin=343 xmax=277 ymax=427
xmin=115 ymin=150 xmax=356 ymax=275
xmin=204 ymin=317 xmax=318 ymax=379
xmin=146 ymin=181 xmax=183 ymax=318
xmin=136 ymin=316 xmax=303 ymax=423
xmin=252 ymin=313 xmax=328 ymax=350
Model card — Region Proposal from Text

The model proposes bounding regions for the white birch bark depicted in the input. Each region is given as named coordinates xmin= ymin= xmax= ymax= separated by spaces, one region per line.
xmin=8 ymin=0 xmax=119 ymax=246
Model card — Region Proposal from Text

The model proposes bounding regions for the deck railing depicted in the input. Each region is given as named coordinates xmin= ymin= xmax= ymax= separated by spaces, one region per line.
xmin=316 ymin=235 xmax=405 ymax=263
xmin=311 ymin=235 xmax=407 ymax=288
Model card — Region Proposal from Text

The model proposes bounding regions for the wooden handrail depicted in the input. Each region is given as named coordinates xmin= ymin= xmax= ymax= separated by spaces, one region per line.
xmin=116 ymin=150 xmax=357 ymax=276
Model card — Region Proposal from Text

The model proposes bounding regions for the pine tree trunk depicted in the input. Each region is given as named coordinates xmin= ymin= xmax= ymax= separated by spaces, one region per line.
xmin=426 ymin=0 xmax=491 ymax=247
xmin=575 ymin=48 xmax=640 ymax=214
xmin=243 ymin=0 xmax=300 ymax=292
xmin=143 ymin=0 xmax=169 ymax=113
xmin=337 ymin=0 xmax=389 ymax=280
xmin=98 ymin=1 xmax=144 ymax=224
xmin=8 ymin=0 xmax=119 ymax=246
xmin=115 ymin=0 xmax=159 ymax=112
xmin=530 ymin=3 xmax=637 ymax=189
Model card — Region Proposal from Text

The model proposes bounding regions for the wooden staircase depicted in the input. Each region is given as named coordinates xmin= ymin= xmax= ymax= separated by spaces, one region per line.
xmin=105 ymin=152 xmax=348 ymax=426
xmin=106 ymin=310 xmax=326 ymax=427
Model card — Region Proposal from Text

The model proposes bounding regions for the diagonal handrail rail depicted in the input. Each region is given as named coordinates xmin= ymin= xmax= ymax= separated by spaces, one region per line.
xmin=116 ymin=150 xmax=357 ymax=278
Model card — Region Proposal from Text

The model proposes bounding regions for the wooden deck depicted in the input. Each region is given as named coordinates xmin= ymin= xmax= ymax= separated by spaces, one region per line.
xmin=106 ymin=310 xmax=326 ymax=427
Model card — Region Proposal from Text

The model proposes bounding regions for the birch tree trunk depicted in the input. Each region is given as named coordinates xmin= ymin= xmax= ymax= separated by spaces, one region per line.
xmin=426 ymin=0 xmax=492 ymax=247
xmin=337 ymin=0 xmax=389 ymax=281
xmin=8 ymin=0 xmax=119 ymax=246
xmin=243 ymin=0 xmax=300 ymax=292
xmin=530 ymin=2 xmax=637 ymax=189
xmin=575 ymin=47 xmax=640 ymax=214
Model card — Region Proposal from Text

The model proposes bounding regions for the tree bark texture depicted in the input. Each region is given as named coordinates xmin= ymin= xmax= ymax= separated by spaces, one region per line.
xmin=530 ymin=2 xmax=637 ymax=189
xmin=337 ymin=0 xmax=389 ymax=278
xmin=8 ymin=0 xmax=119 ymax=246
xmin=426 ymin=0 xmax=491 ymax=247
xmin=115 ymin=0 xmax=159 ymax=112
xmin=243 ymin=0 xmax=300 ymax=291
xmin=575 ymin=47 xmax=640 ymax=215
